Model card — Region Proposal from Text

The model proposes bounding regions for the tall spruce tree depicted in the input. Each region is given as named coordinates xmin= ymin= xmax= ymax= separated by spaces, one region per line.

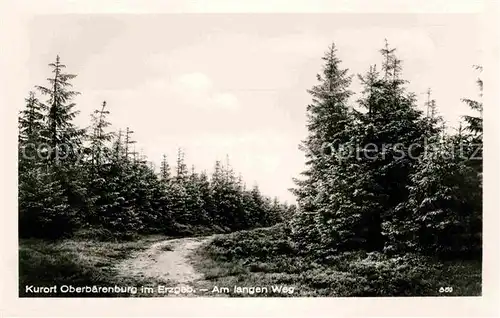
xmin=18 ymin=92 xmax=70 ymax=238
xmin=36 ymin=55 xmax=84 ymax=164
xmin=290 ymin=42 xmax=354 ymax=254
xmin=20 ymin=56 xmax=88 ymax=238
xmin=350 ymin=41 xmax=428 ymax=253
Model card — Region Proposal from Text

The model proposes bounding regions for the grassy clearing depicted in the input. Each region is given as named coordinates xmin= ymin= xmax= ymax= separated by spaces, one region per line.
xmin=192 ymin=224 xmax=482 ymax=297
xmin=19 ymin=234 xmax=168 ymax=297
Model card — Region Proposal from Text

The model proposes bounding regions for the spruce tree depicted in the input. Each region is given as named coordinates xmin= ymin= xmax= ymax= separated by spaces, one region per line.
xmin=168 ymin=148 xmax=189 ymax=225
xmin=160 ymin=154 xmax=171 ymax=182
xmin=18 ymin=91 xmax=45 ymax=144
xmin=402 ymin=131 xmax=482 ymax=257
xmin=248 ymin=185 xmax=266 ymax=228
xmin=350 ymin=41 xmax=428 ymax=253
xmin=423 ymin=88 xmax=443 ymax=138
xmin=462 ymin=65 xmax=483 ymax=174
xmin=36 ymin=55 xmax=84 ymax=164
xmin=175 ymin=148 xmax=188 ymax=182
xmin=19 ymin=166 xmax=71 ymax=239
xmin=18 ymin=90 xmax=71 ymax=238
xmin=85 ymin=101 xmax=114 ymax=225
xmin=397 ymin=67 xmax=483 ymax=257
xmin=198 ymin=170 xmax=214 ymax=226
xmin=89 ymin=101 xmax=113 ymax=170
xmin=462 ymin=65 xmax=483 ymax=137
xmin=210 ymin=160 xmax=225 ymax=227
xmin=124 ymin=127 xmax=138 ymax=163
xmin=18 ymin=91 xmax=46 ymax=172
xmin=184 ymin=166 xmax=204 ymax=224
xmin=20 ymin=56 xmax=87 ymax=238
xmin=290 ymin=42 xmax=354 ymax=254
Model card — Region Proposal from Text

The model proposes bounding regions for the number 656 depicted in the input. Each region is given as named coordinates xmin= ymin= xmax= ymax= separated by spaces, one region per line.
xmin=439 ymin=287 xmax=453 ymax=293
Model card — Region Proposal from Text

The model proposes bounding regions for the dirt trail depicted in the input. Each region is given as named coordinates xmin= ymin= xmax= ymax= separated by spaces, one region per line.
xmin=114 ymin=236 xmax=213 ymax=293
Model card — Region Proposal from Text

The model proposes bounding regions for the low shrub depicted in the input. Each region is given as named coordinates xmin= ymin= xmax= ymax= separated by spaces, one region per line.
xmin=198 ymin=225 xmax=481 ymax=297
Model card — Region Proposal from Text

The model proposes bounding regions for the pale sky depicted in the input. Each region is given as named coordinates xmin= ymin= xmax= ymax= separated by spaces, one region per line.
xmin=26 ymin=14 xmax=482 ymax=202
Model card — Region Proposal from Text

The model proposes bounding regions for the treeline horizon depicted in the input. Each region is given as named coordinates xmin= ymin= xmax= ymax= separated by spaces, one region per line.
xmin=18 ymin=56 xmax=294 ymax=240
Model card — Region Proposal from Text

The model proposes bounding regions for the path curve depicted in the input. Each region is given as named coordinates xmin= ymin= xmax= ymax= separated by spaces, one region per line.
xmin=114 ymin=236 xmax=213 ymax=295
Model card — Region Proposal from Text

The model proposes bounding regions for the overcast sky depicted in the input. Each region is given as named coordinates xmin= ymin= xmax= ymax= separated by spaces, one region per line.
xmin=26 ymin=13 xmax=482 ymax=202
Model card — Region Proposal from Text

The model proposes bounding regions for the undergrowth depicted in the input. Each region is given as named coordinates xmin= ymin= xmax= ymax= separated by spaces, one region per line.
xmin=194 ymin=223 xmax=482 ymax=297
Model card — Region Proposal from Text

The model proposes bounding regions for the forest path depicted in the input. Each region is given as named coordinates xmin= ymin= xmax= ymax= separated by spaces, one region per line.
xmin=114 ymin=235 xmax=214 ymax=296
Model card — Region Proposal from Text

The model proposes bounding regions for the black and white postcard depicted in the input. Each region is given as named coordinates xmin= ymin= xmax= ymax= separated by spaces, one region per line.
xmin=1 ymin=0 xmax=499 ymax=317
